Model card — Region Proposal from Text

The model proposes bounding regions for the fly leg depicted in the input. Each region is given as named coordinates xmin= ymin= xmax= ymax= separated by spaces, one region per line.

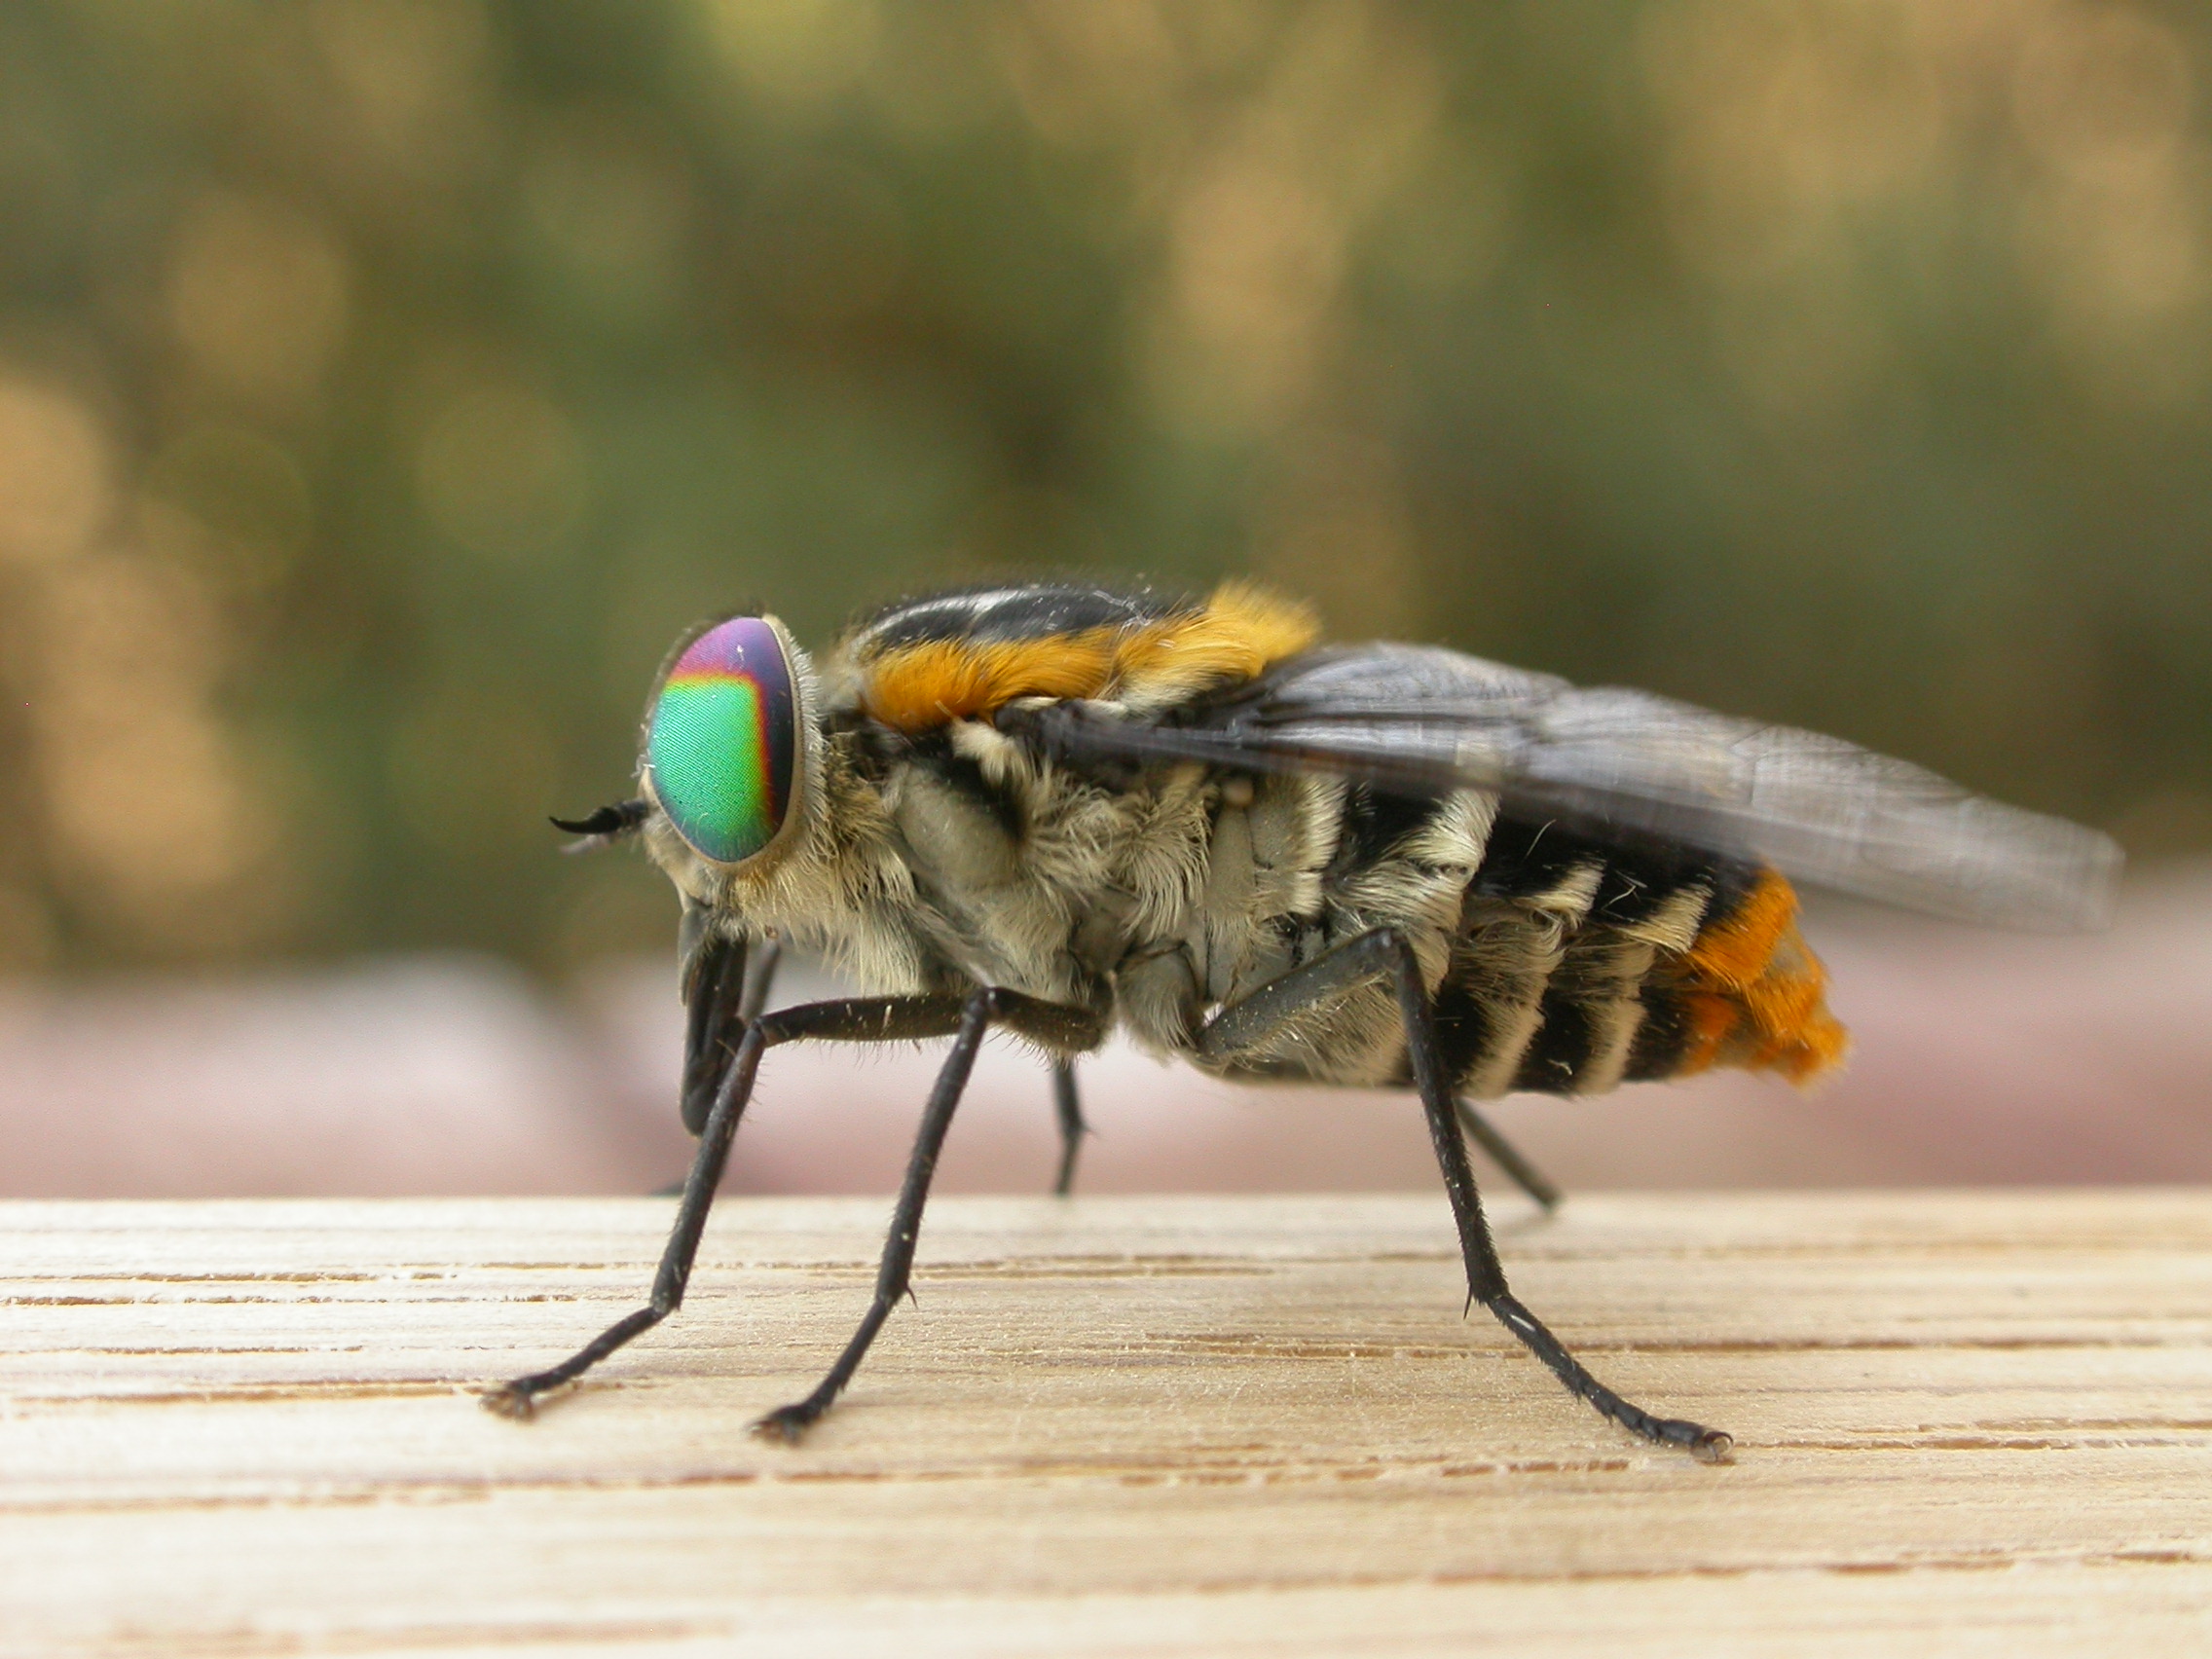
xmin=1454 ymin=1098 xmax=1562 ymax=1212
xmin=740 ymin=936 xmax=782 ymax=1025
xmin=677 ymin=927 xmax=750 ymax=1137
xmin=755 ymin=988 xmax=1105 ymax=1443
xmin=1049 ymin=1058 xmax=1088 ymax=1197
xmin=654 ymin=933 xmax=785 ymax=1198
xmin=486 ymin=989 xmax=1095 ymax=1421
xmin=1198 ymin=929 xmax=1730 ymax=1461
xmin=678 ymin=930 xmax=783 ymax=1137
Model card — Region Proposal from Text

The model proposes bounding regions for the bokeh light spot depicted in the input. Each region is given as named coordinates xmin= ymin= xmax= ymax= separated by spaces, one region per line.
xmin=0 ymin=383 xmax=111 ymax=568
xmin=414 ymin=386 xmax=589 ymax=558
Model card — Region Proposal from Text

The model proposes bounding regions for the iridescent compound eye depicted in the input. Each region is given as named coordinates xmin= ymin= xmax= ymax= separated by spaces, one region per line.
xmin=645 ymin=616 xmax=799 ymax=866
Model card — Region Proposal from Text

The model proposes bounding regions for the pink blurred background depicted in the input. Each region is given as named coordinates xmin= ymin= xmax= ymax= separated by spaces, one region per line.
xmin=5 ymin=865 xmax=2204 ymax=1200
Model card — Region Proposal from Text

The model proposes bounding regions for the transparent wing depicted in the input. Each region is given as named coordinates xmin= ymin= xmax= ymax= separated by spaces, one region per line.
xmin=1008 ymin=645 xmax=2121 ymax=931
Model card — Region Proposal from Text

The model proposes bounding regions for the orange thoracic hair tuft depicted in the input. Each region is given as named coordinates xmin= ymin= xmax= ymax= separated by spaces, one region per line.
xmin=858 ymin=582 xmax=1319 ymax=731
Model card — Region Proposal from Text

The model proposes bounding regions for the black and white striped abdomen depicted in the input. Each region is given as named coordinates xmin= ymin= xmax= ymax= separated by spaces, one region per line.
xmin=1415 ymin=815 xmax=1845 ymax=1100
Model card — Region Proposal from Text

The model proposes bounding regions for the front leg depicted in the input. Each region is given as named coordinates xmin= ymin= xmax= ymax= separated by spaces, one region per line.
xmin=1197 ymin=930 xmax=1731 ymax=1461
xmin=484 ymin=989 xmax=1094 ymax=1420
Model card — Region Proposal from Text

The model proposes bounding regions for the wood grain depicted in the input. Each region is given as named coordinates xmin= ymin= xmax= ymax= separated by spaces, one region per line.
xmin=4 ymin=1192 xmax=2210 ymax=1655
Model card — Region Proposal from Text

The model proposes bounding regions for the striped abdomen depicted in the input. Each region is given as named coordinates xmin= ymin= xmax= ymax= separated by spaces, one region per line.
xmin=1428 ymin=816 xmax=1848 ymax=1099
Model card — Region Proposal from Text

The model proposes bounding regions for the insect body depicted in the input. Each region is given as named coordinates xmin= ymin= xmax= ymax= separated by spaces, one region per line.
xmin=488 ymin=581 xmax=2120 ymax=1457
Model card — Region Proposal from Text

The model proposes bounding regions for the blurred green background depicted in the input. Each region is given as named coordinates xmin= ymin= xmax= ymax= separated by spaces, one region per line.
xmin=1 ymin=0 xmax=2206 ymax=977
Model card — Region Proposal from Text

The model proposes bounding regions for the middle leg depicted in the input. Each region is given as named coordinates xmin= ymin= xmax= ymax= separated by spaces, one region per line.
xmin=1049 ymin=1058 xmax=1087 ymax=1197
xmin=755 ymin=986 xmax=1102 ymax=1442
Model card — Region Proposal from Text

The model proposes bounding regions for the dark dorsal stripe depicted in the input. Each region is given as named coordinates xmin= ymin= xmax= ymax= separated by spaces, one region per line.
xmin=855 ymin=583 xmax=1194 ymax=652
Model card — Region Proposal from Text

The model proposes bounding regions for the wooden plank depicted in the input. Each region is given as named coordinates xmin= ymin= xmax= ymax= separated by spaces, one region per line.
xmin=3 ymin=1192 xmax=2210 ymax=1655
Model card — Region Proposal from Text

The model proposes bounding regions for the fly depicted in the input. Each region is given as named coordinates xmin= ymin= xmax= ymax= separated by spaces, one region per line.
xmin=483 ymin=581 xmax=2120 ymax=1460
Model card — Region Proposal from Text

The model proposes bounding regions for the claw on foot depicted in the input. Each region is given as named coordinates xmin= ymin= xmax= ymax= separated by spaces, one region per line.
xmin=1691 ymin=1429 xmax=1735 ymax=1464
xmin=750 ymin=1404 xmax=817 ymax=1445
xmin=480 ymin=1382 xmax=539 ymax=1420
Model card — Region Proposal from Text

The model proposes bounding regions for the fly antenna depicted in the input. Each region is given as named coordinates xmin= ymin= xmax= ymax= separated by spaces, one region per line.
xmin=551 ymin=798 xmax=650 ymax=853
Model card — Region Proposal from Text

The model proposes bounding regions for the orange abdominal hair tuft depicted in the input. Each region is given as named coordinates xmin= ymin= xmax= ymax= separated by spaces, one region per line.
xmin=859 ymin=582 xmax=1321 ymax=731
xmin=1673 ymin=871 xmax=1849 ymax=1084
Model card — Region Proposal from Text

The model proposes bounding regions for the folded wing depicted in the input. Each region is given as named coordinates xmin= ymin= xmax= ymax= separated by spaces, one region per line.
xmin=1007 ymin=644 xmax=2121 ymax=932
